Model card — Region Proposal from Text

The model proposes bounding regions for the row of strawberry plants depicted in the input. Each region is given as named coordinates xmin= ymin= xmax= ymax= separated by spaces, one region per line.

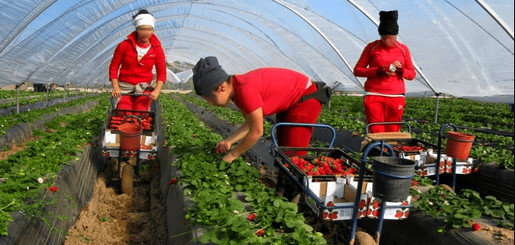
xmin=0 ymin=90 xmax=87 ymax=109
xmin=0 ymin=97 xmax=109 ymax=236
xmin=0 ymin=93 xmax=104 ymax=137
xmin=160 ymin=94 xmax=326 ymax=244
xmin=173 ymin=93 xmax=274 ymax=136
xmin=411 ymin=179 xmax=514 ymax=232
xmin=175 ymin=92 xmax=513 ymax=168
xmin=321 ymin=95 xmax=514 ymax=169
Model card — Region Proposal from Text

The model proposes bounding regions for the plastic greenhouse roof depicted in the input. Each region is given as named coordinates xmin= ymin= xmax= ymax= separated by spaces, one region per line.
xmin=0 ymin=0 xmax=513 ymax=103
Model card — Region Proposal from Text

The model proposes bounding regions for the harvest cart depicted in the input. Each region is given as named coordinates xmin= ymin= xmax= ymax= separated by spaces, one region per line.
xmin=362 ymin=122 xmax=442 ymax=177
xmin=100 ymin=94 xmax=159 ymax=194
xmin=271 ymin=123 xmax=413 ymax=245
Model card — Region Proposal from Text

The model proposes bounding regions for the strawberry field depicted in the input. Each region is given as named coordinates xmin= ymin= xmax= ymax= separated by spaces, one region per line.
xmin=0 ymin=91 xmax=513 ymax=244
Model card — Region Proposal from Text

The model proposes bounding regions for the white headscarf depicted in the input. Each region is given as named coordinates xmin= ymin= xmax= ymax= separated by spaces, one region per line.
xmin=133 ymin=14 xmax=155 ymax=29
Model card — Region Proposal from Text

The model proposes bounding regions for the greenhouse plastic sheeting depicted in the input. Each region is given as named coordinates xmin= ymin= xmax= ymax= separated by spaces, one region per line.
xmin=0 ymin=0 xmax=513 ymax=102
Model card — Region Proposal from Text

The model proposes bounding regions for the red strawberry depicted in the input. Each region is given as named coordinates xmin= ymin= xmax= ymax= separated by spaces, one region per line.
xmin=411 ymin=179 xmax=419 ymax=187
xmin=329 ymin=212 xmax=338 ymax=220
xmin=359 ymin=200 xmax=366 ymax=209
xmin=473 ymin=168 xmax=479 ymax=173
xmin=401 ymin=201 xmax=409 ymax=206
xmin=256 ymin=229 xmax=265 ymax=236
xmin=404 ymin=210 xmax=410 ymax=217
xmin=327 ymin=202 xmax=335 ymax=207
xmin=373 ymin=210 xmax=380 ymax=217
xmin=49 ymin=186 xmax=58 ymax=192
xmin=168 ymin=178 xmax=177 ymax=185
xmin=248 ymin=213 xmax=256 ymax=221
xmin=471 ymin=223 xmax=480 ymax=231
xmin=367 ymin=209 xmax=372 ymax=215
xmin=322 ymin=212 xmax=328 ymax=219
xmin=372 ymin=200 xmax=381 ymax=208
xmin=395 ymin=210 xmax=403 ymax=218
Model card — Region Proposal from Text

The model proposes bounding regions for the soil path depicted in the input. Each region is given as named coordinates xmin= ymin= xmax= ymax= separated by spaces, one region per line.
xmin=64 ymin=158 xmax=166 ymax=244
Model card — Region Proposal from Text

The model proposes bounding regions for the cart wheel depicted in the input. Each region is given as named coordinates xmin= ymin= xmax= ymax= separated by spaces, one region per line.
xmin=121 ymin=164 xmax=134 ymax=195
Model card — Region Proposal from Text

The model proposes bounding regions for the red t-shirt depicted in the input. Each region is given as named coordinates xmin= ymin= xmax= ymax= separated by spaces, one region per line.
xmin=232 ymin=68 xmax=310 ymax=116
xmin=353 ymin=40 xmax=416 ymax=94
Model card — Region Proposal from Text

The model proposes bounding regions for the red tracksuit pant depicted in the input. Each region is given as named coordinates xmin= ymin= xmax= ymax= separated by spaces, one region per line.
xmin=117 ymin=90 xmax=152 ymax=115
xmin=276 ymin=84 xmax=322 ymax=155
xmin=363 ymin=95 xmax=405 ymax=133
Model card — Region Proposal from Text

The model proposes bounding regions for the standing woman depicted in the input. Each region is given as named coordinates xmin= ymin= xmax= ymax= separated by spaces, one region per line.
xmin=353 ymin=10 xmax=416 ymax=133
xmin=109 ymin=9 xmax=166 ymax=114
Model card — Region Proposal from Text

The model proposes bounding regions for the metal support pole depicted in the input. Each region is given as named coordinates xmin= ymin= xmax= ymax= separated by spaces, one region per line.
xmin=45 ymin=83 xmax=50 ymax=107
xmin=375 ymin=200 xmax=387 ymax=245
xmin=16 ymin=85 xmax=20 ymax=114
xmin=452 ymin=158 xmax=457 ymax=191
xmin=434 ymin=93 xmax=441 ymax=123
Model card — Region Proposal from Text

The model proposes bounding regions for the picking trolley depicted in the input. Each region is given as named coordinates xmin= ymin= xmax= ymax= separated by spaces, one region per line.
xmin=271 ymin=123 xmax=414 ymax=244
xmin=100 ymin=94 xmax=160 ymax=194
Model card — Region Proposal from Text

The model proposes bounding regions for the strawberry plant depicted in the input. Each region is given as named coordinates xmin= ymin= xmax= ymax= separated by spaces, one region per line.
xmin=0 ymin=93 xmax=104 ymax=136
xmin=161 ymin=94 xmax=326 ymax=244
xmin=174 ymin=93 xmax=274 ymax=137
xmin=317 ymin=95 xmax=514 ymax=169
xmin=412 ymin=186 xmax=514 ymax=230
xmin=0 ymin=97 xmax=109 ymax=236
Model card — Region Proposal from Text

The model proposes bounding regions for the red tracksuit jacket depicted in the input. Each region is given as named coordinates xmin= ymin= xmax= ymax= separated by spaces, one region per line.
xmin=109 ymin=32 xmax=166 ymax=85
xmin=354 ymin=40 xmax=416 ymax=94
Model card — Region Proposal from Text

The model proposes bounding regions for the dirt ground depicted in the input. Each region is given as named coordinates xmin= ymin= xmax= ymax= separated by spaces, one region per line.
xmin=64 ymin=158 xmax=166 ymax=244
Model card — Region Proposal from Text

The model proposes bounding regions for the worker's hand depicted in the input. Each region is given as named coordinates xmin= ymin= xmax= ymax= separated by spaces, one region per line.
xmin=391 ymin=61 xmax=403 ymax=76
xmin=112 ymin=87 xmax=121 ymax=98
xmin=392 ymin=60 xmax=402 ymax=69
xmin=222 ymin=152 xmax=238 ymax=163
xmin=215 ymin=140 xmax=232 ymax=154
xmin=376 ymin=66 xmax=396 ymax=76
xmin=149 ymin=90 xmax=160 ymax=100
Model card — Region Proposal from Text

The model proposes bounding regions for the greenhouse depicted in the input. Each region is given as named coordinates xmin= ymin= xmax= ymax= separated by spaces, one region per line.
xmin=0 ymin=0 xmax=513 ymax=245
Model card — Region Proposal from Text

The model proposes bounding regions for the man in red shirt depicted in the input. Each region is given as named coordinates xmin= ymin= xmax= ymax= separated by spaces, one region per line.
xmin=353 ymin=10 xmax=416 ymax=133
xmin=109 ymin=9 xmax=166 ymax=114
xmin=192 ymin=56 xmax=324 ymax=163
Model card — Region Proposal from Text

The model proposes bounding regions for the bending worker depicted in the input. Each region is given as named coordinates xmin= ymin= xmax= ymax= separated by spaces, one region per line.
xmin=353 ymin=10 xmax=416 ymax=133
xmin=192 ymin=56 xmax=330 ymax=163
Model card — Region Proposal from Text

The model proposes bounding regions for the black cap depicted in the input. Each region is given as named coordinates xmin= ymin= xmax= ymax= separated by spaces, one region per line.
xmin=192 ymin=56 xmax=229 ymax=95
xmin=378 ymin=10 xmax=399 ymax=35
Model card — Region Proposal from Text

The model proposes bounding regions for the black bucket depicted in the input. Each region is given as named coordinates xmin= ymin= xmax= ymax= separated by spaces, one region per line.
xmin=372 ymin=156 xmax=415 ymax=202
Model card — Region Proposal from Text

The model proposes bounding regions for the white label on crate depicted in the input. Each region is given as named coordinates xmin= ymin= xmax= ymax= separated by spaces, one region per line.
xmin=104 ymin=131 xmax=117 ymax=144
xmin=336 ymin=177 xmax=345 ymax=184
xmin=108 ymin=149 xmax=119 ymax=157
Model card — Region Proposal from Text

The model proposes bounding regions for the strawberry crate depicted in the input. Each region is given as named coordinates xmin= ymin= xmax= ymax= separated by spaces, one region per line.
xmin=106 ymin=108 xmax=155 ymax=134
xmin=272 ymin=146 xmax=373 ymax=221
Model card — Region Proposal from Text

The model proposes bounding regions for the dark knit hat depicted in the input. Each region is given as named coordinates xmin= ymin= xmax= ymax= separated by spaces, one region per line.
xmin=378 ymin=10 xmax=399 ymax=35
xmin=192 ymin=56 xmax=229 ymax=95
